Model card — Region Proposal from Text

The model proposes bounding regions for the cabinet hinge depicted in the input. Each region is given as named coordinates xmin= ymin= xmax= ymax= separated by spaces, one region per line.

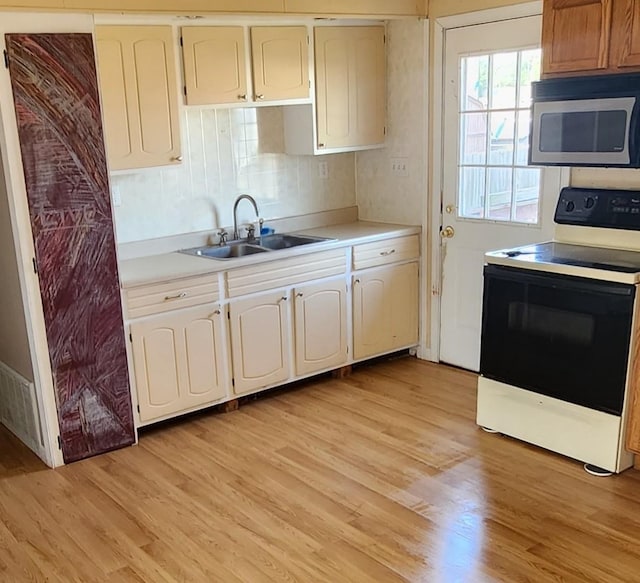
xmin=232 ymin=378 xmax=235 ymax=387
xmin=180 ymin=36 xmax=183 ymax=47
xmin=384 ymin=126 xmax=387 ymax=136
xmin=183 ymin=85 xmax=187 ymax=97
xmin=3 ymin=50 xmax=9 ymax=69
xmin=307 ymin=35 xmax=310 ymax=45
xmin=227 ymin=311 xmax=230 ymax=320
xmin=137 ymin=404 xmax=140 ymax=413
xmin=32 ymin=257 xmax=38 ymax=274
xmin=57 ymin=435 xmax=62 ymax=450
xmin=384 ymin=34 xmax=387 ymax=44
xmin=129 ymin=333 xmax=133 ymax=343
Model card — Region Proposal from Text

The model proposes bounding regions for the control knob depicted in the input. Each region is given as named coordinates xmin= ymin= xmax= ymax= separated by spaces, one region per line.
xmin=585 ymin=197 xmax=595 ymax=209
xmin=565 ymin=200 xmax=575 ymax=212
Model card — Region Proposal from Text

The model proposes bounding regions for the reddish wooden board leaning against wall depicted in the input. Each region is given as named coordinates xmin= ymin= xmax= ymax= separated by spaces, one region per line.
xmin=6 ymin=33 xmax=135 ymax=462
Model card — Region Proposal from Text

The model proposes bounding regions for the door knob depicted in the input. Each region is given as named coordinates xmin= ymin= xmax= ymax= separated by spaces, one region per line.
xmin=445 ymin=204 xmax=455 ymax=214
xmin=441 ymin=226 xmax=455 ymax=239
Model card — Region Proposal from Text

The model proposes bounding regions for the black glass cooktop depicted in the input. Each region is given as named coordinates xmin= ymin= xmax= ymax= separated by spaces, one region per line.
xmin=494 ymin=242 xmax=640 ymax=273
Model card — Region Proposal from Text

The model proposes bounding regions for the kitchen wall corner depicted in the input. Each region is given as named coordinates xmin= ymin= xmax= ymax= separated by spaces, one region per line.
xmin=356 ymin=18 xmax=428 ymax=225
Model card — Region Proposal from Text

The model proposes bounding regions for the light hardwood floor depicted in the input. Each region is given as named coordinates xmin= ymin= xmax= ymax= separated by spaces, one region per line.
xmin=2 ymin=356 xmax=640 ymax=582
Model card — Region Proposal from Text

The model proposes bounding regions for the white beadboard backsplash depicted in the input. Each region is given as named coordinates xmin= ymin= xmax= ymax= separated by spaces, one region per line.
xmin=111 ymin=107 xmax=356 ymax=243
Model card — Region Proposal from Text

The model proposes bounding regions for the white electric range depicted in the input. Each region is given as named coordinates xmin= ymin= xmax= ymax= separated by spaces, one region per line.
xmin=477 ymin=187 xmax=640 ymax=475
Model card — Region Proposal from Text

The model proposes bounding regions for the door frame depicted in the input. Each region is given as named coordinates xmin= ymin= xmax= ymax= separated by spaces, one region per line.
xmin=428 ymin=1 xmax=570 ymax=363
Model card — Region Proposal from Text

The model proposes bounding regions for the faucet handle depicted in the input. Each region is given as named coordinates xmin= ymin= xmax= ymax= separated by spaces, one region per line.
xmin=217 ymin=229 xmax=228 ymax=246
xmin=244 ymin=223 xmax=256 ymax=241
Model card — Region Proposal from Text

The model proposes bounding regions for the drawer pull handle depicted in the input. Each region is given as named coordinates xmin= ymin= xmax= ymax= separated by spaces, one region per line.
xmin=164 ymin=292 xmax=187 ymax=301
xmin=380 ymin=249 xmax=396 ymax=257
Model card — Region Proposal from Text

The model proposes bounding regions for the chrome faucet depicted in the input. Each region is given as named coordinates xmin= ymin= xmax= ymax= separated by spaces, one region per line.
xmin=232 ymin=194 xmax=261 ymax=241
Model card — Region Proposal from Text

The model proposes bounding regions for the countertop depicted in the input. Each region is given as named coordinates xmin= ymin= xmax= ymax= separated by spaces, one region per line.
xmin=119 ymin=221 xmax=421 ymax=288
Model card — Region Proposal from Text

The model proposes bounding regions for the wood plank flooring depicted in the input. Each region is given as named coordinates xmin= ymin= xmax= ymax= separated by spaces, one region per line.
xmin=2 ymin=356 xmax=640 ymax=582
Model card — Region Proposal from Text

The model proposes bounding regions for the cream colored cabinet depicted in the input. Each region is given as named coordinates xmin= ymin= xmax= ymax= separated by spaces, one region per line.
xmin=130 ymin=304 xmax=229 ymax=423
xmin=229 ymin=290 xmax=291 ymax=394
xmin=65 ymin=0 xmax=285 ymax=11
xmin=95 ymin=26 xmax=181 ymax=170
xmin=353 ymin=262 xmax=419 ymax=360
xmin=284 ymin=0 xmax=420 ymax=15
xmin=181 ymin=25 xmax=309 ymax=105
xmin=250 ymin=26 xmax=310 ymax=101
xmin=315 ymin=26 xmax=386 ymax=150
xmin=181 ymin=26 xmax=248 ymax=105
xmin=294 ymin=279 xmax=348 ymax=376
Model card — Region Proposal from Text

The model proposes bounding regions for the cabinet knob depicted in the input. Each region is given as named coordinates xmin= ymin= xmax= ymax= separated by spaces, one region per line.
xmin=171 ymin=156 xmax=183 ymax=162
xmin=354 ymin=279 xmax=361 ymax=285
xmin=278 ymin=296 xmax=288 ymax=303
xmin=238 ymin=94 xmax=247 ymax=101
xmin=296 ymin=292 xmax=304 ymax=298
xmin=318 ymin=143 xmax=325 ymax=148
xmin=256 ymin=94 xmax=265 ymax=100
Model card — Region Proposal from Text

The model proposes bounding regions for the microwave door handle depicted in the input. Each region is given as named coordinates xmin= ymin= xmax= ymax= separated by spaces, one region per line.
xmin=629 ymin=97 xmax=640 ymax=166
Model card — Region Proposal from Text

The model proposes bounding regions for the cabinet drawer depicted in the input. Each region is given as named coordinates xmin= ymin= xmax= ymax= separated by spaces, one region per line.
xmin=125 ymin=275 xmax=218 ymax=318
xmin=353 ymin=235 xmax=419 ymax=270
xmin=227 ymin=249 xmax=346 ymax=297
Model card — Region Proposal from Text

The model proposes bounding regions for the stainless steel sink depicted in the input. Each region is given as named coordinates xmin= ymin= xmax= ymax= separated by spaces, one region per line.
xmin=258 ymin=234 xmax=334 ymax=250
xmin=180 ymin=233 xmax=334 ymax=260
xmin=180 ymin=243 xmax=268 ymax=260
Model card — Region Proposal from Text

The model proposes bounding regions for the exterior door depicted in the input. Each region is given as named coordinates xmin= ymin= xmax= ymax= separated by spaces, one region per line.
xmin=439 ymin=16 xmax=563 ymax=371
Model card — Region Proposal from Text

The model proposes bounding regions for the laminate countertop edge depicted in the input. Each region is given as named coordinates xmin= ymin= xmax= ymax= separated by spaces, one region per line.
xmin=118 ymin=221 xmax=422 ymax=289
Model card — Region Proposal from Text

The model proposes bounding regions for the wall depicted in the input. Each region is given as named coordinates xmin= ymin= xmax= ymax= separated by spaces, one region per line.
xmin=428 ymin=0 xmax=531 ymax=18
xmin=0 ymin=144 xmax=33 ymax=382
xmin=356 ymin=18 xmax=427 ymax=224
xmin=112 ymin=106 xmax=356 ymax=243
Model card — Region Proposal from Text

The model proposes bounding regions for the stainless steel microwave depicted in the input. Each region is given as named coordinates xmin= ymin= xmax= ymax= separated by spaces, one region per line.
xmin=529 ymin=73 xmax=640 ymax=168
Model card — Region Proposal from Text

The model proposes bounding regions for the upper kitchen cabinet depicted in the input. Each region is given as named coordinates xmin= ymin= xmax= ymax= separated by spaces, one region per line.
xmin=250 ymin=26 xmax=310 ymax=101
xmin=182 ymin=26 xmax=248 ymax=105
xmin=542 ymin=0 xmax=612 ymax=76
xmin=182 ymin=25 xmax=309 ymax=105
xmin=64 ymin=0 xmax=285 ymax=12
xmin=542 ymin=0 xmax=640 ymax=76
xmin=284 ymin=0 xmax=420 ymax=16
xmin=315 ymin=26 xmax=386 ymax=150
xmin=95 ymin=26 xmax=181 ymax=171
xmin=284 ymin=25 xmax=386 ymax=154
xmin=610 ymin=0 xmax=640 ymax=69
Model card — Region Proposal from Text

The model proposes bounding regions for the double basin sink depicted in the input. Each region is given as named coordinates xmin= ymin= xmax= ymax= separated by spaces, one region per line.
xmin=180 ymin=233 xmax=335 ymax=260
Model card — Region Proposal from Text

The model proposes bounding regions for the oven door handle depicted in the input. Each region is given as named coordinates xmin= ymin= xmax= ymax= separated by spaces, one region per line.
xmin=484 ymin=265 xmax=635 ymax=297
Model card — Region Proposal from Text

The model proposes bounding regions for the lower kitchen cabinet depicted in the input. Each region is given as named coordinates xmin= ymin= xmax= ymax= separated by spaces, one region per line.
xmin=229 ymin=290 xmax=291 ymax=394
xmin=353 ymin=262 xmax=419 ymax=360
xmin=130 ymin=304 xmax=228 ymax=422
xmin=294 ymin=279 xmax=348 ymax=376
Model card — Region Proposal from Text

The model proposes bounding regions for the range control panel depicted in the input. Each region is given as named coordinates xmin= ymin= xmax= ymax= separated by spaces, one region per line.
xmin=555 ymin=187 xmax=640 ymax=230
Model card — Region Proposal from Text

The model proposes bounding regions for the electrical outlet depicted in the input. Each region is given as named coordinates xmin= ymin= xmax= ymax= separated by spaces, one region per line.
xmin=111 ymin=185 xmax=122 ymax=207
xmin=391 ymin=157 xmax=409 ymax=177
xmin=318 ymin=161 xmax=329 ymax=180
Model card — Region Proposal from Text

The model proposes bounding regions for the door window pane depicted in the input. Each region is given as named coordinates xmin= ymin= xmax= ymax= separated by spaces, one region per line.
xmin=458 ymin=48 xmax=542 ymax=224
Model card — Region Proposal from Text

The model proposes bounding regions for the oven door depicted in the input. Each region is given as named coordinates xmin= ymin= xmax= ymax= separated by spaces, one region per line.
xmin=480 ymin=265 xmax=635 ymax=415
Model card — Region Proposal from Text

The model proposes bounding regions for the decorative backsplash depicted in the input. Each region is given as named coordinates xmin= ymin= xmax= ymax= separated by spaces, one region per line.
xmin=111 ymin=106 xmax=356 ymax=243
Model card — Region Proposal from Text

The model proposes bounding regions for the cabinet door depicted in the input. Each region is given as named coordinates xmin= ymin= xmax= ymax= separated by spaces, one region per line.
xmin=610 ymin=0 xmax=640 ymax=69
xmin=315 ymin=26 xmax=385 ymax=149
xmin=229 ymin=291 xmax=290 ymax=394
xmin=294 ymin=279 xmax=347 ymax=376
xmin=67 ymin=0 xmax=285 ymax=9
xmin=182 ymin=27 xmax=249 ymax=105
xmin=353 ymin=263 xmax=419 ymax=360
xmin=250 ymin=26 xmax=309 ymax=101
xmin=95 ymin=26 xmax=181 ymax=170
xmin=389 ymin=262 xmax=419 ymax=350
xmin=353 ymin=269 xmax=391 ymax=360
xmin=131 ymin=305 xmax=227 ymax=422
xmin=541 ymin=0 xmax=612 ymax=75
